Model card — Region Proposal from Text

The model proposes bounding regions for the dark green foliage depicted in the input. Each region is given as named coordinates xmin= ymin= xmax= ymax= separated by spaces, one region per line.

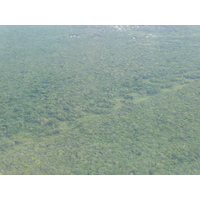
xmin=0 ymin=25 xmax=200 ymax=174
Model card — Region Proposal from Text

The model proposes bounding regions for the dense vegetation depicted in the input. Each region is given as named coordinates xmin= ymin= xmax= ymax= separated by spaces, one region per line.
xmin=0 ymin=25 xmax=200 ymax=174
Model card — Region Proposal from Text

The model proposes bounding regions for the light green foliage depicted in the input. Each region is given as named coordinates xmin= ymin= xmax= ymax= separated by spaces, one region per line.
xmin=0 ymin=25 xmax=200 ymax=174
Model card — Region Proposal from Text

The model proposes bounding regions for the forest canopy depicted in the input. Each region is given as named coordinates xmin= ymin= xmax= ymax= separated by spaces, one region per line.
xmin=0 ymin=25 xmax=200 ymax=174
